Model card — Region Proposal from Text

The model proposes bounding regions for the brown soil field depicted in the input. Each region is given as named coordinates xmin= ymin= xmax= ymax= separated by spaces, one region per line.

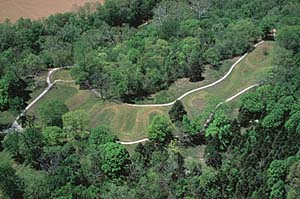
xmin=0 ymin=0 xmax=104 ymax=23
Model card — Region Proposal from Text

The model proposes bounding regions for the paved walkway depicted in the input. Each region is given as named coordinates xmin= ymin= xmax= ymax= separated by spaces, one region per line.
xmin=127 ymin=41 xmax=264 ymax=107
xmin=116 ymin=83 xmax=259 ymax=145
xmin=8 ymin=41 xmax=264 ymax=144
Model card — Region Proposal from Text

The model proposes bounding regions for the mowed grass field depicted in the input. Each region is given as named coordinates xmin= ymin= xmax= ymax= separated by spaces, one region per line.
xmin=136 ymin=58 xmax=239 ymax=104
xmin=183 ymin=41 xmax=274 ymax=117
xmin=28 ymin=41 xmax=274 ymax=141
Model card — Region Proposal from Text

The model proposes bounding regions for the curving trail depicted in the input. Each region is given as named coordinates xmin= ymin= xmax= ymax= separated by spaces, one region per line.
xmin=116 ymin=83 xmax=259 ymax=145
xmin=8 ymin=41 xmax=264 ymax=145
xmin=11 ymin=67 xmax=75 ymax=130
xmin=127 ymin=40 xmax=264 ymax=107
xmin=117 ymin=138 xmax=150 ymax=145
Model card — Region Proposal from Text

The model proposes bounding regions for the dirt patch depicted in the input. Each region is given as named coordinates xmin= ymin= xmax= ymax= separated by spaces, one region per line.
xmin=0 ymin=0 xmax=104 ymax=23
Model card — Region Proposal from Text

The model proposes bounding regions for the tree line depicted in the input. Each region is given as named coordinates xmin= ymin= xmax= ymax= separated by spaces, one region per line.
xmin=1 ymin=0 xmax=300 ymax=198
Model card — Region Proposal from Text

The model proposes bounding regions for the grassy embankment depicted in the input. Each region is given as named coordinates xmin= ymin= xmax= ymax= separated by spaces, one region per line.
xmin=27 ymin=41 xmax=274 ymax=142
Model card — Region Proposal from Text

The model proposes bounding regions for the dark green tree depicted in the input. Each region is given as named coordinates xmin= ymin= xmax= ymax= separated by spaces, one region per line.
xmin=168 ymin=100 xmax=187 ymax=123
xmin=100 ymin=142 xmax=130 ymax=178
xmin=277 ymin=26 xmax=300 ymax=54
xmin=88 ymin=125 xmax=116 ymax=147
xmin=19 ymin=128 xmax=45 ymax=168
xmin=0 ymin=156 xmax=24 ymax=199
xmin=3 ymin=131 xmax=22 ymax=162
xmin=38 ymin=99 xmax=69 ymax=127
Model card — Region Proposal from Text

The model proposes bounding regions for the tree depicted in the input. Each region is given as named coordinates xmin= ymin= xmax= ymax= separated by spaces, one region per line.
xmin=42 ymin=126 xmax=66 ymax=146
xmin=0 ymin=156 xmax=24 ymax=199
xmin=286 ymin=161 xmax=300 ymax=199
xmin=62 ymin=110 xmax=89 ymax=132
xmin=189 ymin=58 xmax=204 ymax=82
xmin=205 ymin=110 xmax=232 ymax=151
xmin=277 ymin=26 xmax=300 ymax=54
xmin=2 ymin=131 xmax=22 ymax=162
xmin=267 ymin=160 xmax=286 ymax=190
xmin=38 ymin=99 xmax=69 ymax=127
xmin=88 ymin=125 xmax=116 ymax=147
xmin=0 ymin=71 xmax=30 ymax=112
xmin=190 ymin=0 xmax=210 ymax=18
xmin=40 ymin=36 xmax=73 ymax=67
xmin=103 ymin=0 xmax=131 ymax=26
xmin=176 ymin=37 xmax=204 ymax=81
xmin=215 ymin=19 xmax=260 ymax=59
xmin=204 ymin=144 xmax=222 ymax=168
xmin=100 ymin=142 xmax=130 ymax=178
xmin=168 ymin=100 xmax=187 ymax=123
xmin=238 ymin=91 xmax=264 ymax=127
xmin=19 ymin=128 xmax=45 ymax=168
xmin=270 ymin=180 xmax=286 ymax=199
xmin=204 ymin=47 xmax=220 ymax=67
xmin=19 ymin=53 xmax=46 ymax=78
xmin=148 ymin=115 xmax=173 ymax=144
xmin=19 ymin=168 xmax=51 ymax=199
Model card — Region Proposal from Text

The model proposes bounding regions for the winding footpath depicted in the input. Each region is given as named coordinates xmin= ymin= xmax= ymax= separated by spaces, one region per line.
xmin=8 ymin=41 xmax=264 ymax=145
xmin=11 ymin=67 xmax=75 ymax=130
xmin=127 ymin=40 xmax=264 ymax=107
xmin=117 ymin=83 xmax=259 ymax=145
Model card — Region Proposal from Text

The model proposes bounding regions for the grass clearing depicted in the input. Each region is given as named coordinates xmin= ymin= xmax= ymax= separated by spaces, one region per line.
xmin=135 ymin=58 xmax=239 ymax=104
xmin=183 ymin=41 xmax=274 ymax=118
xmin=50 ymin=68 xmax=73 ymax=82
xmin=27 ymin=41 xmax=274 ymax=142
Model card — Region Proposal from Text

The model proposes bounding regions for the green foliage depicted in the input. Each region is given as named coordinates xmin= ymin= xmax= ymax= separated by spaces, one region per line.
xmin=19 ymin=128 xmax=45 ymax=168
xmin=270 ymin=180 xmax=285 ymax=199
xmin=62 ymin=110 xmax=89 ymax=132
xmin=18 ymin=167 xmax=51 ymax=199
xmin=2 ymin=0 xmax=300 ymax=198
xmin=0 ymin=71 xmax=30 ymax=112
xmin=100 ymin=142 xmax=130 ymax=178
xmin=168 ymin=100 xmax=187 ymax=123
xmin=287 ymin=161 xmax=300 ymax=199
xmin=0 ymin=155 xmax=23 ymax=199
xmin=42 ymin=126 xmax=66 ymax=146
xmin=267 ymin=160 xmax=287 ymax=189
xmin=148 ymin=115 xmax=173 ymax=144
xmin=88 ymin=125 xmax=116 ymax=146
xmin=38 ymin=99 xmax=69 ymax=127
xmin=3 ymin=131 xmax=22 ymax=160
xmin=238 ymin=91 xmax=264 ymax=126
xmin=182 ymin=115 xmax=203 ymax=137
xmin=215 ymin=19 xmax=261 ymax=59
xmin=277 ymin=26 xmax=300 ymax=54
xmin=204 ymin=47 xmax=221 ymax=66
xmin=206 ymin=110 xmax=232 ymax=150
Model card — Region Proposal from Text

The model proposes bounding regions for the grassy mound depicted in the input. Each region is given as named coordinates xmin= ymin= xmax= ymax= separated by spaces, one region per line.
xmin=27 ymin=41 xmax=274 ymax=141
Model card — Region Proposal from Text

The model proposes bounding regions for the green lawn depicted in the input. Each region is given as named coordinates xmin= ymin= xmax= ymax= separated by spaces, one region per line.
xmin=27 ymin=41 xmax=274 ymax=141
xmin=183 ymin=41 xmax=274 ymax=118
xmin=50 ymin=68 xmax=73 ymax=82
xmin=135 ymin=58 xmax=239 ymax=104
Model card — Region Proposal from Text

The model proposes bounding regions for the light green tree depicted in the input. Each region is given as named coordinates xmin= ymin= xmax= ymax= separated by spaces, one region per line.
xmin=148 ymin=115 xmax=173 ymax=144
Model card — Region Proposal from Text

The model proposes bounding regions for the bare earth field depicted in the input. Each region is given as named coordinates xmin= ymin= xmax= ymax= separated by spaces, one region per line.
xmin=0 ymin=0 xmax=104 ymax=22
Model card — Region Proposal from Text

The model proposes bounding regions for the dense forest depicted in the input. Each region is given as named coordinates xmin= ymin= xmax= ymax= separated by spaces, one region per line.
xmin=1 ymin=0 xmax=300 ymax=198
